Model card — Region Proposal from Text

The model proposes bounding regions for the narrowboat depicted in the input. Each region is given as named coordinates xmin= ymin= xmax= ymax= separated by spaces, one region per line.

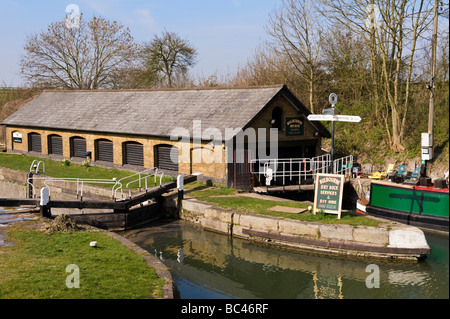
xmin=361 ymin=180 xmax=449 ymax=232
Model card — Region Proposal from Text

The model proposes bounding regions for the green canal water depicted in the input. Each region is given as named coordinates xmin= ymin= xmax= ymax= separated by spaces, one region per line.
xmin=122 ymin=219 xmax=449 ymax=299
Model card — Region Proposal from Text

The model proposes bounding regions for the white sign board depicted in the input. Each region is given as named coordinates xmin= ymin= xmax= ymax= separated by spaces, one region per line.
xmin=421 ymin=133 xmax=433 ymax=160
xmin=307 ymin=114 xmax=335 ymax=122
xmin=307 ymin=114 xmax=361 ymax=123
xmin=13 ymin=132 xmax=22 ymax=143
xmin=334 ymin=115 xmax=361 ymax=122
xmin=421 ymin=133 xmax=432 ymax=147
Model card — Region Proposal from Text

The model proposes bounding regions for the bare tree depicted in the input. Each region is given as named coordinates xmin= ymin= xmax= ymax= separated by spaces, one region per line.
xmin=322 ymin=25 xmax=372 ymax=102
xmin=20 ymin=15 xmax=139 ymax=89
xmin=232 ymin=45 xmax=289 ymax=87
xmin=143 ymin=30 xmax=197 ymax=88
xmin=321 ymin=0 xmax=434 ymax=152
xmin=266 ymin=0 xmax=325 ymax=113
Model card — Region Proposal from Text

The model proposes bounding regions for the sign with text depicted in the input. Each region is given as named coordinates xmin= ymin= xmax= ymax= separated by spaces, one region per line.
xmin=13 ymin=132 xmax=22 ymax=143
xmin=307 ymin=114 xmax=361 ymax=122
xmin=313 ymin=173 xmax=345 ymax=219
xmin=286 ymin=117 xmax=304 ymax=136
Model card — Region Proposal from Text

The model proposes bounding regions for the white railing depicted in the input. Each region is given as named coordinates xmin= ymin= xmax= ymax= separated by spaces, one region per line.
xmin=27 ymin=176 xmax=119 ymax=200
xmin=333 ymin=155 xmax=354 ymax=178
xmin=112 ymin=167 xmax=164 ymax=199
xmin=124 ymin=169 xmax=164 ymax=199
xmin=312 ymin=154 xmax=333 ymax=176
xmin=251 ymin=154 xmax=353 ymax=187
xmin=26 ymin=162 xmax=164 ymax=200
xmin=251 ymin=154 xmax=331 ymax=186
xmin=29 ymin=160 xmax=45 ymax=174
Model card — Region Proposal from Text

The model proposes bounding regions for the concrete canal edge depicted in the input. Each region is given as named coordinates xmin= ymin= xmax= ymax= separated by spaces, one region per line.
xmin=166 ymin=197 xmax=431 ymax=261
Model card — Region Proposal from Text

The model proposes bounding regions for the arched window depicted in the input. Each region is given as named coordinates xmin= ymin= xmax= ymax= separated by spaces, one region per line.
xmin=48 ymin=134 xmax=63 ymax=155
xmin=123 ymin=141 xmax=144 ymax=166
xmin=95 ymin=139 xmax=114 ymax=162
xmin=70 ymin=136 xmax=86 ymax=158
xmin=28 ymin=132 xmax=42 ymax=153
xmin=155 ymin=144 xmax=178 ymax=171
xmin=271 ymin=107 xmax=283 ymax=131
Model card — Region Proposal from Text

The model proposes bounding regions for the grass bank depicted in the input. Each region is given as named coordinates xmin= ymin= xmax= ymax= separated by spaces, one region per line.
xmin=0 ymin=153 xmax=173 ymax=188
xmin=187 ymin=183 xmax=380 ymax=227
xmin=0 ymin=220 xmax=164 ymax=298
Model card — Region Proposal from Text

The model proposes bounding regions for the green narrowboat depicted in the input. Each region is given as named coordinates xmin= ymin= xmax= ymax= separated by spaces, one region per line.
xmin=366 ymin=181 xmax=449 ymax=232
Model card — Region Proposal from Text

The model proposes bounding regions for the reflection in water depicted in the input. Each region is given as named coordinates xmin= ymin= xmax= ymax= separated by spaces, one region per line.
xmin=313 ymin=272 xmax=344 ymax=299
xmin=121 ymin=220 xmax=449 ymax=299
xmin=177 ymin=247 xmax=184 ymax=263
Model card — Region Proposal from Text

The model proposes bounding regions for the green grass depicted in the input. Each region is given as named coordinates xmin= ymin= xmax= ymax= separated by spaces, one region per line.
xmin=188 ymin=184 xmax=380 ymax=227
xmin=0 ymin=153 xmax=173 ymax=188
xmin=0 ymin=221 xmax=165 ymax=299
xmin=188 ymin=184 xmax=237 ymax=197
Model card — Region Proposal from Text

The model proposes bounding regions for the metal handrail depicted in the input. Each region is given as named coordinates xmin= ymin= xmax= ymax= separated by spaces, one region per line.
xmin=27 ymin=160 xmax=45 ymax=198
xmin=112 ymin=167 xmax=159 ymax=199
xmin=27 ymin=166 xmax=164 ymax=200
xmin=251 ymin=155 xmax=332 ymax=186
xmin=251 ymin=154 xmax=353 ymax=187
xmin=333 ymin=155 xmax=353 ymax=178
xmin=29 ymin=160 xmax=45 ymax=174
xmin=27 ymin=176 xmax=119 ymax=200
xmin=124 ymin=169 xmax=164 ymax=198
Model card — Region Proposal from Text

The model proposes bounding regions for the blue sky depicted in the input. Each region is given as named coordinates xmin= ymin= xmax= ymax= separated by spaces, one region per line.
xmin=0 ymin=0 xmax=280 ymax=87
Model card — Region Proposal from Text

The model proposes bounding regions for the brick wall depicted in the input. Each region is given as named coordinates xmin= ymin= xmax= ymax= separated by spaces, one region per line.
xmin=4 ymin=126 xmax=228 ymax=182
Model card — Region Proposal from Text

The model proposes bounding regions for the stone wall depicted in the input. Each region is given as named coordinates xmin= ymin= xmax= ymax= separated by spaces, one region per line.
xmin=0 ymin=166 xmax=114 ymax=203
xmin=176 ymin=197 xmax=430 ymax=260
xmin=0 ymin=167 xmax=164 ymax=230
xmin=4 ymin=127 xmax=228 ymax=183
xmin=0 ymin=167 xmax=28 ymax=198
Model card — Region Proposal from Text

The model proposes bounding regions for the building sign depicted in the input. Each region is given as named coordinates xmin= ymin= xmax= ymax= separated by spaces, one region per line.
xmin=13 ymin=132 xmax=22 ymax=143
xmin=313 ymin=173 xmax=344 ymax=219
xmin=286 ymin=117 xmax=304 ymax=136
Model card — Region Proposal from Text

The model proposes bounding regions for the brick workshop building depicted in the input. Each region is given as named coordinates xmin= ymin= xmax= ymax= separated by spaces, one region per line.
xmin=2 ymin=85 xmax=330 ymax=188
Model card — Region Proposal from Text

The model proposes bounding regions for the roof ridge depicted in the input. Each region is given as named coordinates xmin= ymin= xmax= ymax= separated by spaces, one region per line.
xmin=41 ymin=84 xmax=285 ymax=93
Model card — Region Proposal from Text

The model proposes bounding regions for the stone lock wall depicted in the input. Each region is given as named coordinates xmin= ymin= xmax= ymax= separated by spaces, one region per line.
xmin=176 ymin=197 xmax=430 ymax=260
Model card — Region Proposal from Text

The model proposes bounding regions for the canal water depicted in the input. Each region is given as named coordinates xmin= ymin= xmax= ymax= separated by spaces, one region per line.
xmin=121 ymin=219 xmax=449 ymax=299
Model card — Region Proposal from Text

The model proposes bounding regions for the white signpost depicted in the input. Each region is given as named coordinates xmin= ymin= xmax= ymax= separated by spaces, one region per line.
xmin=307 ymin=114 xmax=361 ymax=122
xmin=307 ymin=94 xmax=361 ymax=164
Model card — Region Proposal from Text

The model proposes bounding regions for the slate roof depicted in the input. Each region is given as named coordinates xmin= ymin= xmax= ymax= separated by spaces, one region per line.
xmin=2 ymin=85 xmax=330 ymax=140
